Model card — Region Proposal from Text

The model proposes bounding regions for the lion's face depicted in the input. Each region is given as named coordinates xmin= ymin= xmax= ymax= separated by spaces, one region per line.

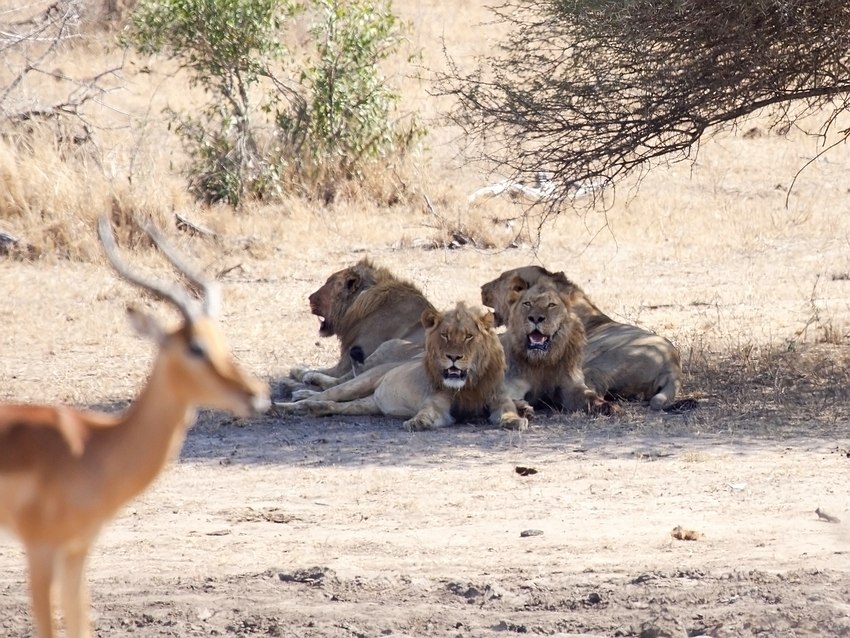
xmin=481 ymin=266 xmax=577 ymax=327
xmin=507 ymin=284 xmax=572 ymax=362
xmin=422 ymin=303 xmax=504 ymax=391
xmin=308 ymin=259 xmax=379 ymax=336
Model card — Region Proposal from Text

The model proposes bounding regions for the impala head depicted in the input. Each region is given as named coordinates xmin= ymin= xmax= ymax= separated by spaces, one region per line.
xmin=98 ymin=216 xmax=270 ymax=417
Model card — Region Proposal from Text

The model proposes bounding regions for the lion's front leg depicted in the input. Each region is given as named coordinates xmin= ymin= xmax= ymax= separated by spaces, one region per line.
xmin=555 ymin=366 xmax=617 ymax=416
xmin=504 ymin=376 xmax=531 ymax=404
xmin=274 ymin=396 xmax=381 ymax=417
xmin=489 ymin=390 xmax=529 ymax=431
xmin=566 ymin=380 xmax=618 ymax=416
xmin=404 ymin=394 xmax=453 ymax=431
xmin=513 ymin=399 xmax=535 ymax=420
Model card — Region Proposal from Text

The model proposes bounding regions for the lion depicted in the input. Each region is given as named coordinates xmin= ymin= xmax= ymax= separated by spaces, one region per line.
xmin=502 ymin=278 xmax=613 ymax=414
xmin=289 ymin=258 xmax=435 ymax=387
xmin=276 ymin=302 xmax=528 ymax=432
xmin=481 ymin=265 xmax=684 ymax=411
xmin=290 ymin=337 xmax=423 ymax=400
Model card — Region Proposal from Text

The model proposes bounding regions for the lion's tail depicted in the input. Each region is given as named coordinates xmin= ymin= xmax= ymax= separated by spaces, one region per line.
xmin=649 ymin=373 xmax=681 ymax=411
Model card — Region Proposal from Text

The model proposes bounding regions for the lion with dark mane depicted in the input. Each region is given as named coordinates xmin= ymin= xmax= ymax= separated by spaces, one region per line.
xmin=277 ymin=302 xmax=528 ymax=432
xmin=289 ymin=258 xmax=435 ymax=387
xmin=502 ymin=277 xmax=613 ymax=414
xmin=482 ymin=266 xmax=684 ymax=411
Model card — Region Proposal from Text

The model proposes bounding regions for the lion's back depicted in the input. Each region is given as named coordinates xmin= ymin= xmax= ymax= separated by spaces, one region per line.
xmin=584 ymin=322 xmax=682 ymax=402
xmin=339 ymin=281 xmax=435 ymax=356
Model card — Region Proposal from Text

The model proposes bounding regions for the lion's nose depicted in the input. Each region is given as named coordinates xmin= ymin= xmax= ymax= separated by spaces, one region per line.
xmin=528 ymin=314 xmax=544 ymax=324
xmin=447 ymin=354 xmax=463 ymax=365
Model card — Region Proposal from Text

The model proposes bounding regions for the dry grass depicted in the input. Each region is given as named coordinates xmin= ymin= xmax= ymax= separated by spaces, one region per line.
xmin=0 ymin=0 xmax=848 ymax=430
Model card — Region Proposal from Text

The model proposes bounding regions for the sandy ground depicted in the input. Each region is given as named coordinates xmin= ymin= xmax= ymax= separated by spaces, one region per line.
xmin=1 ymin=203 xmax=850 ymax=636
xmin=1 ymin=410 xmax=849 ymax=637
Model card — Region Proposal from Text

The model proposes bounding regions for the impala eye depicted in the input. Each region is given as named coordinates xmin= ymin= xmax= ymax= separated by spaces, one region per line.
xmin=187 ymin=340 xmax=207 ymax=359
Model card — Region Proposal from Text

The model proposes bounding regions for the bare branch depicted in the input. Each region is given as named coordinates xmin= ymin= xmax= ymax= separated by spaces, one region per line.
xmin=0 ymin=0 xmax=123 ymax=149
xmin=439 ymin=0 xmax=850 ymax=210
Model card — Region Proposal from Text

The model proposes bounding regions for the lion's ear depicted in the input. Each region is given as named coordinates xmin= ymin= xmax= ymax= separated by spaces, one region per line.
xmin=559 ymin=288 xmax=580 ymax=308
xmin=507 ymin=275 xmax=528 ymax=307
xmin=478 ymin=310 xmax=495 ymax=330
xmin=550 ymin=271 xmax=577 ymax=293
xmin=345 ymin=272 xmax=361 ymax=291
xmin=508 ymin=274 xmax=529 ymax=294
xmin=421 ymin=307 xmax=442 ymax=330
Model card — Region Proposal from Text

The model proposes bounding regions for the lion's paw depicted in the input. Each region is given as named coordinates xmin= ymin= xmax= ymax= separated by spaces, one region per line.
xmin=514 ymin=400 xmax=535 ymax=419
xmin=291 ymin=388 xmax=319 ymax=401
xmin=302 ymin=371 xmax=340 ymax=389
xmin=500 ymin=414 xmax=529 ymax=431
xmin=404 ymin=415 xmax=435 ymax=432
xmin=589 ymin=398 xmax=619 ymax=417
xmin=289 ymin=365 xmax=310 ymax=382
xmin=271 ymin=401 xmax=301 ymax=414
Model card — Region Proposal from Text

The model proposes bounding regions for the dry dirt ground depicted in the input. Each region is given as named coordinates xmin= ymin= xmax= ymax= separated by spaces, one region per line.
xmin=2 ymin=137 xmax=850 ymax=636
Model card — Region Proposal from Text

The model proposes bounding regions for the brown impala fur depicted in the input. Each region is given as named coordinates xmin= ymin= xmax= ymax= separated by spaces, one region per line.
xmin=0 ymin=218 xmax=270 ymax=638
xmin=276 ymin=302 xmax=527 ymax=432
xmin=289 ymin=259 xmax=435 ymax=387
xmin=482 ymin=265 xmax=683 ymax=410
xmin=503 ymin=278 xmax=611 ymax=414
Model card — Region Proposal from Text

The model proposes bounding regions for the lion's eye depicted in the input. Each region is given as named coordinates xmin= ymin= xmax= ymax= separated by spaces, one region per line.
xmin=440 ymin=333 xmax=448 ymax=341
xmin=464 ymin=334 xmax=474 ymax=342
xmin=522 ymin=301 xmax=532 ymax=308
xmin=548 ymin=302 xmax=558 ymax=309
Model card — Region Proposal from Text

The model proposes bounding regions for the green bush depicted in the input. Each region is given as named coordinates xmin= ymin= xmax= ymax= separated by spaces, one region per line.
xmin=277 ymin=0 xmax=423 ymax=188
xmin=125 ymin=0 xmax=423 ymax=206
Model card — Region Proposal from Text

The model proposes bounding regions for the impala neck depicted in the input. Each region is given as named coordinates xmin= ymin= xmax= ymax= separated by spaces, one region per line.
xmin=99 ymin=357 xmax=197 ymax=511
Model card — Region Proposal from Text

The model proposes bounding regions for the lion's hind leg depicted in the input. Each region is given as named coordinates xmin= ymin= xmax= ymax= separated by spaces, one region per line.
xmin=301 ymin=369 xmax=352 ymax=390
xmin=649 ymin=372 xmax=681 ymax=411
xmin=286 ymin=363 xmax=394 ymax=404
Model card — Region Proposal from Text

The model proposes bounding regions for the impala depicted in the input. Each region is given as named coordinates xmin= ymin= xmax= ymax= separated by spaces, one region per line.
xmin=0 ymin=216 xmax=270 ymax=638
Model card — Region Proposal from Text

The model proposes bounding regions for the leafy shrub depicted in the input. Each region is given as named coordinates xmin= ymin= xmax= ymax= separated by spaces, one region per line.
xmin=277 ymin=0 xmax=424 ymax=193
xmin=125 ymin=0 xmax=423 ymax=206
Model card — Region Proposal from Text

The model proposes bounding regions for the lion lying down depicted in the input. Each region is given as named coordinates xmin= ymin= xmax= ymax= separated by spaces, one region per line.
xmin=502 ymin=277 xmax=615 ymax=415
xmin=276 ymin=302 xmax=528 ymax=432
xmin=289 ymin=258 xmax=435 ymax=388
xmin=482 ymin=265 xmax=684 ymax=411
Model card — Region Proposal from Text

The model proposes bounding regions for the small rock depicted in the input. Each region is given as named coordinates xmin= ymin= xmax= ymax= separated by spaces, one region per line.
xmin=520 ymin=529 xmax=544 ymax=537
xmin=670 ymin=525 xmax=702 ymax=541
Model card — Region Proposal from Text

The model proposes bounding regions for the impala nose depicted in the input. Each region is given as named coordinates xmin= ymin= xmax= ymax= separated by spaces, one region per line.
xmin=250 ymin=392 xmax=272 ymax=415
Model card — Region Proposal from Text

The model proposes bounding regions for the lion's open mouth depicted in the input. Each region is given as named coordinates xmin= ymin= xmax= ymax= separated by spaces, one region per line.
xmin=317 ymin=316 xmax=334 ymax=336
xmin=526 ymin=330 xmax=551 ymax=351
xmin=442 ymin=366 xmax=468 ymax=388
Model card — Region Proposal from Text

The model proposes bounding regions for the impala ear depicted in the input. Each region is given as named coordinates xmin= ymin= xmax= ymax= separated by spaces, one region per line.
xmin=126 ymin=306 xmax=166 ymax=344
